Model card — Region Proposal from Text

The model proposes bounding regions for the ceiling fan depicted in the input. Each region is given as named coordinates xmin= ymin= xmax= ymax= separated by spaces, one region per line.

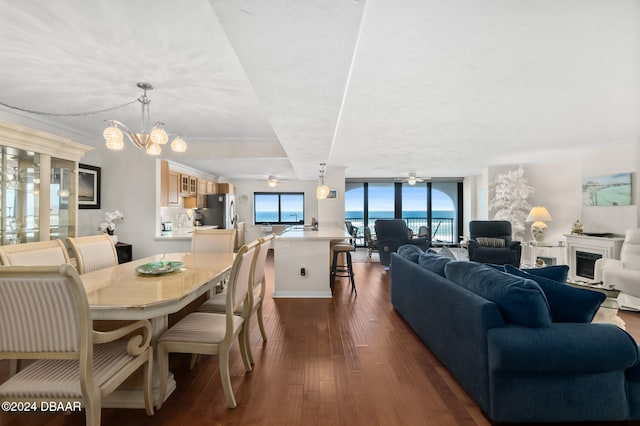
xmin=265 ymin=175 xmax=289 ymax=187
xmin=401 ymin=172 xmax=427 ymax=185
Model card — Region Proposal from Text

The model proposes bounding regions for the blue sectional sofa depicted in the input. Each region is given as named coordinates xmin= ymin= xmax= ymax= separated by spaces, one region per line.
xmin=390 ymin=247 xmax=640 ymax=423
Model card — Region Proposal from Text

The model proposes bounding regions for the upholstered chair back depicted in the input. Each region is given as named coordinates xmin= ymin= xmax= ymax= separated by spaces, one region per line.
xmin=469 ymin=220 xmax=513 ymax=243
xmin=252 ymin=235 xmax=273 ymax=291
xmin=0 ymin=239 xmax=70 ymax=266
xmin=621 ymin=228 xmax=640 ymax=271
xmin=0 ymin=265 xmax=88 ymax=355
xmin=228 ymin=243 xmax=257 ymax=315
xmin=67 ymin=234 xmax=118 ymax=274
xmin=191 ymin=228 xmax=236 ymax=253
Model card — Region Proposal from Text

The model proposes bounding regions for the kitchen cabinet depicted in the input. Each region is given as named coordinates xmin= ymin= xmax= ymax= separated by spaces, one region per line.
xmin=0 ymin=122 xmax=91 ymax=245
xmin=189 ymin=176 xmax=197 ymax=195
xmin=160 ymin=160 xmax=180 ymax=207
xmin=217 ymin=182 xmax=234 ymax=194
xmin=168 ymin=172 xmax=180 ymax=206
xmin=197 ymin=179 xmax=207 ymax=208
xmin=180 ymin=174 xmax=190 ymax=194
xmin=206 ymin=180 xmax=217 ymax=194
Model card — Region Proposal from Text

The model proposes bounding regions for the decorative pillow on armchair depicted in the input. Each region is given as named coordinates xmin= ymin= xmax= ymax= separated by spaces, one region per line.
xmin=475 ymin=237 xmax=506 ymax=248
xmin=504 ymin=265 xmax=605 ymax=323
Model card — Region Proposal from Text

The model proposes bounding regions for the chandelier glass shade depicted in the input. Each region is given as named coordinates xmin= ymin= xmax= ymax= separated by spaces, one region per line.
xmin=316 ymin=163 xmax=329 ymax=199
xmin=103 ymin=82 xmax=187 ymax=155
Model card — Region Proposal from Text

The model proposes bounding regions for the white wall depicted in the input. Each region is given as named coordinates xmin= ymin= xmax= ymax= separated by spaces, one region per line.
xmin=233 ymin=179 xmax=319 ymax=244
xmin=317 ymin=165 xmax=346 ymax=228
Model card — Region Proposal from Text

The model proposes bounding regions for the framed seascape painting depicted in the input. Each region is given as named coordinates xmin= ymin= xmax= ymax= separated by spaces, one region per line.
xmin=78 ymin=163 xmax=101 ymax=209
xmin=582 ymin=173 xmax=632 ymax=207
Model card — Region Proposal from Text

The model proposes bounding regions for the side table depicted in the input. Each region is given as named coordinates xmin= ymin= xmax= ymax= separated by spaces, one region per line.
xmin=525 ymin=241 xmax=566 ymax=267
xmin=567 ymin=280 xmax=625 ymax=329
xmin=115 ymin=242 xmax=132 ymax=264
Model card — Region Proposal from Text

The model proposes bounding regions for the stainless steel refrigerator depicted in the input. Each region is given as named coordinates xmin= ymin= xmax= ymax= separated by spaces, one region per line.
xmin=199 ymin=194 xmax=237 ymax=229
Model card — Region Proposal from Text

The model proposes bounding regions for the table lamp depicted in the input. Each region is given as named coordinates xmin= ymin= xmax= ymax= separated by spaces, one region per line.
xmin=526 ymin=206 xmax=553 ymax=243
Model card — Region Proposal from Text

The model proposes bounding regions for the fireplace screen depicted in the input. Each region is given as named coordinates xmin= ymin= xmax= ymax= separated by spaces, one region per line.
xmin=575 ymin=251 xmax=603 ymax=280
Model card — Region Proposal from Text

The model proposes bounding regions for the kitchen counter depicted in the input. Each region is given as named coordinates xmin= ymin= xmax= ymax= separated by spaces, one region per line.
xmin=276 ymin=226 xmax=350 ymax=240
xmin=155 ymin=225 xmax=218 ymax=240
xmin=273 ymin=226 xmax=350 ymax=298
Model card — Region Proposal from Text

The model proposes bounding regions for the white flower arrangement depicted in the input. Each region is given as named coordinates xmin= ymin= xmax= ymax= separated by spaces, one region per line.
xmin=98 ymin=210 xmax=124 ymax=235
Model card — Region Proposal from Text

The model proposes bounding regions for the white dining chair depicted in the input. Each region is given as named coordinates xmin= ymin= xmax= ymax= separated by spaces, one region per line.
xmin=197 ymin=234 xmax=273 ymax=364
xmin=191 ymin=228 xmax=237 ymax=293
xmin=67 ymin=234 xmax=118 ymax=274
xmin=191 ymin=228 xmax=236 ymax=253
xmin=156 ymin=241 xmax=257 ymax=409
xmin=0 ymin=265 xmax=154 ymax=426
xmin=0 ymin=239 xmax=70 ymax=266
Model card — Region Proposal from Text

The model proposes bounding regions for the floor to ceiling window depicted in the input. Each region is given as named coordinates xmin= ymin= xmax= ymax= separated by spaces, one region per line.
xmin=345 ymin=180 xmax=463 ymax=245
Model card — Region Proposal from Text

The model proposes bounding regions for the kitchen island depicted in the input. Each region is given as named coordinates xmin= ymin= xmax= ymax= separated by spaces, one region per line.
xmin=273 ymin=226 xmax=350 ymax=298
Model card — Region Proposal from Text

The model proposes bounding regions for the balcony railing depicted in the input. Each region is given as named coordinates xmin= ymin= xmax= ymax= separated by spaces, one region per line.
xmin=346 ymin=217 xmax=456 ymax=245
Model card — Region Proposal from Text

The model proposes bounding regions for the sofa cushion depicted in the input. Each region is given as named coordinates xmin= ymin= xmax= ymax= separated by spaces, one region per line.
xmin=476 ymin=237 xmax=506 ymax=248
xmin=444 ymin=261 xmax=552 ymax=328
xmin=396 ymin=244 xmax=424 ymax=263
xmin=418 ymin=252 xmax=452 ymax=277
xmin=521 ymin=264 xmax=569 ymax=283
xmin=504 ymin=265 xmax=605 ymax=323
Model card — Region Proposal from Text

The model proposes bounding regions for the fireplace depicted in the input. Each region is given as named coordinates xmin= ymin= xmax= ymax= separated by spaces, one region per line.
xmin=565 ymin=234 xmax=624 ymax=283
xmin=575 ymin=251 xmax=602 ymax=280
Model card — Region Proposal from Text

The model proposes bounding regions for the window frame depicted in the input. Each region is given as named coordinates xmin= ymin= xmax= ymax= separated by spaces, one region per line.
xmin=254 ymin=192 xmax=305 ymax=225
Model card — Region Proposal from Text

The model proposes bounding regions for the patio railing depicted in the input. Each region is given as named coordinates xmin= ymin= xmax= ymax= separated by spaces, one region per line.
xmin=346 ymin=217 xmax=456 ymax=245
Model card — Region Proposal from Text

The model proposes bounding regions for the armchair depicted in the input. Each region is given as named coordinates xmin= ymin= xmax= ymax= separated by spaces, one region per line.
xmin=468 ymin=220 xmax=521 ymax=267
xmin=595 ymin=228 xmax=640 ymax=310
xmin=374 ymin=219 xmax=430 ymax=267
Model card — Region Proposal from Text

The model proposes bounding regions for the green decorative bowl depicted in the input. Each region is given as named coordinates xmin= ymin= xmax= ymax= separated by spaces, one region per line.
xmin=135 ymin=261 xmax=184 ymax=275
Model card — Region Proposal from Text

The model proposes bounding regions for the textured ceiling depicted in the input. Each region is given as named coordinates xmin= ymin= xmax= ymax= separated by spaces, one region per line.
xmin=0 ymin=0 xmax=638 ymax=182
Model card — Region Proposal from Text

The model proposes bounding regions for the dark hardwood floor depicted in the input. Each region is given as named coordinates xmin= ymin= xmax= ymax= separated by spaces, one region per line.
xmin=2 ymin=249 xmax=640 ymax=425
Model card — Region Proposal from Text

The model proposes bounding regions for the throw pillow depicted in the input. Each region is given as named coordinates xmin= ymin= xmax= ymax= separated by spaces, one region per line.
xmin=437 ymin=246 xmax=457 ymax=260
xmin=504 ymin=265 xmax=605 ymax=323
xmin=418 ymin=252 xmax=452 ymax=277
xmin=521 ymin=264 xmax=569 ymax=283
xmin=476 ymin=237 xmax=506 ymax=248
xmin=444 ymin=261 xmax=552 ymax=328
xmin=396 ymin=244 xmax=424 ymax=263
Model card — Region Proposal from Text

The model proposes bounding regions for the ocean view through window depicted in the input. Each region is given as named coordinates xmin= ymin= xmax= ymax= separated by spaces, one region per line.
xmin=345 ymin=180 xmax=461 ymax=244
xmin=254 ymin=192 xmax=304 ymax=224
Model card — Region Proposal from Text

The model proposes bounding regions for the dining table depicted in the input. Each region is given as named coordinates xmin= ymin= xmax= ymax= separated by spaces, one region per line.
xmin=80 ymin=251 xmax=235 ymax=409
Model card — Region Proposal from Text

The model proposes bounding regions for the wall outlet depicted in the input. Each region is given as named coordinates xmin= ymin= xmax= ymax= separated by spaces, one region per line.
xmin=300 ymin=267 xmax=306 ymax=276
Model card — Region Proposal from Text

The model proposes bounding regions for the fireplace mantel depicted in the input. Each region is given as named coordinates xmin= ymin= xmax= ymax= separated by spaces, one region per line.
xmin=564 ymin=234 xmax=624 ymax=283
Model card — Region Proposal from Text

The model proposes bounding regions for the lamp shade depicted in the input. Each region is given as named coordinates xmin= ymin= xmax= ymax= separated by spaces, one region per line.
xmin=526 ymin=206 xmax=553 ymax=223
xmin=316 ymin=184 xmax=330 ymax=199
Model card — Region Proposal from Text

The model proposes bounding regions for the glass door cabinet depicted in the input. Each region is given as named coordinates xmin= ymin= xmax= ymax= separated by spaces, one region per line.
xmin=0 ymin=122 xmax=91 ymax=246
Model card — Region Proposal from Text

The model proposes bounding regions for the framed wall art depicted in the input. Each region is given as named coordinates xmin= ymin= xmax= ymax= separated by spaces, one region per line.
xmin=78 ymin=163 xmax=101 ymax=209
xmin=582 ymin=172 xmax=632 ymax=206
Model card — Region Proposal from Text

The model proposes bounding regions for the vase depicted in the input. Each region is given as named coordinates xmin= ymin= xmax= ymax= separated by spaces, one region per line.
xmin=109 ymin=234 xmax=118 ymax=245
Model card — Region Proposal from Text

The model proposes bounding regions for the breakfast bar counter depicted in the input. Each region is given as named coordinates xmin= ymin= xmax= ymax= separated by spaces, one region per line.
xmin=273 ymin=226 xmax=350 ymax=298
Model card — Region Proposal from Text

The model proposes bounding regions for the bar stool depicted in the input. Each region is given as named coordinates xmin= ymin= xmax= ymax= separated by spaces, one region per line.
xmin=330 ymin=243 xmax=356 ymax=295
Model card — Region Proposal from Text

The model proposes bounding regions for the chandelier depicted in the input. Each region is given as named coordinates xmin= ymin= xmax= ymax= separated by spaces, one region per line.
xmin=103 ymin=82 xmax=187 ymax=155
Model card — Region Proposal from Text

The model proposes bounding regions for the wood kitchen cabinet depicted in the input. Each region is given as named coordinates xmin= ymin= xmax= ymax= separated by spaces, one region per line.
xmin=160 ymin=160 xmax=180 ymax=206
xmin=180 ymin=174 xmax=190 ymax=194
xmin=217 ymin=182 xmax=234 ymax=194
xmin=197 ymin=179 xmax=207 ymax=208
xmin=206 ymin=180 xmax=217 ymax=194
